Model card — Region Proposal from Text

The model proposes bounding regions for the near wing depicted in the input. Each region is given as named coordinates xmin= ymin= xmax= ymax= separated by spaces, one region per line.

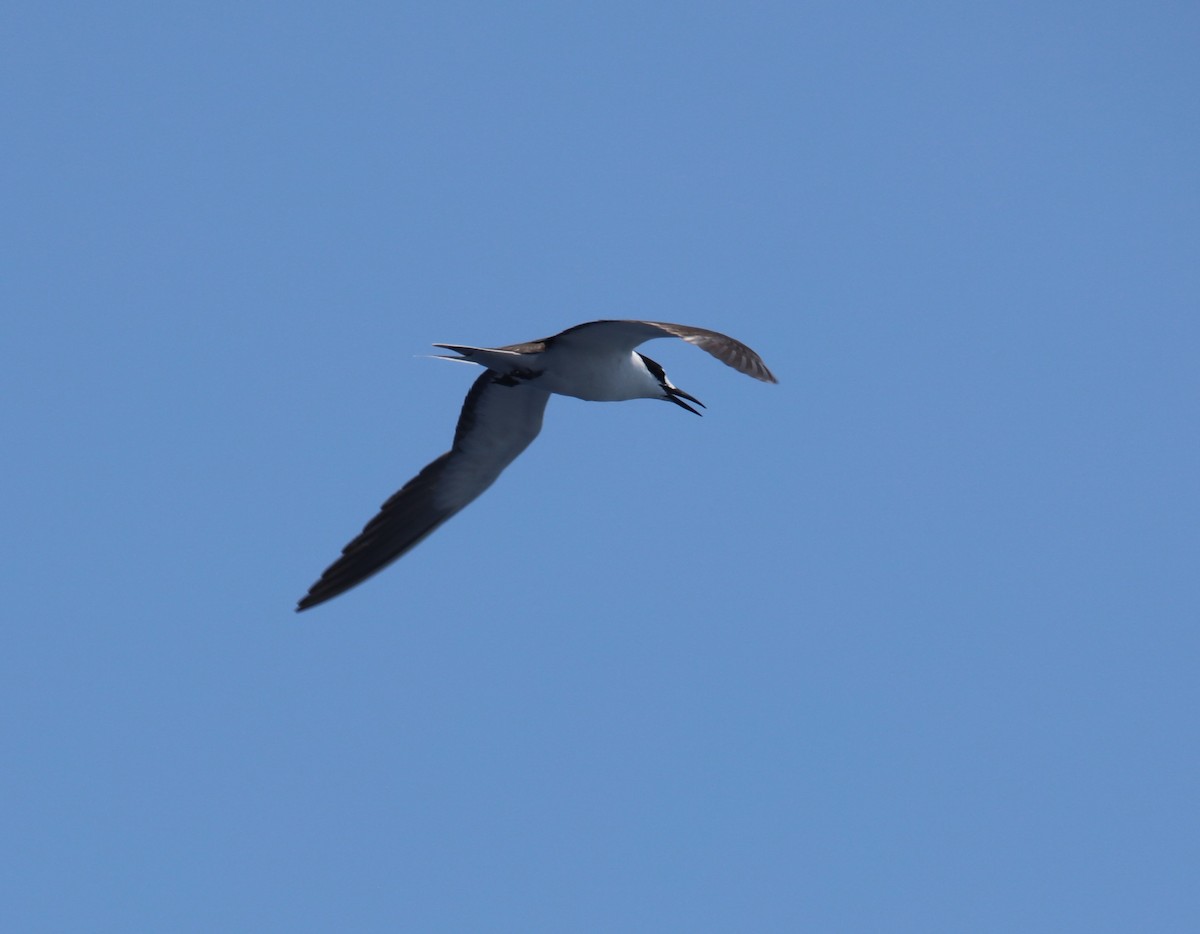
xmin=296 ymin=373 xmax=551 ymax=611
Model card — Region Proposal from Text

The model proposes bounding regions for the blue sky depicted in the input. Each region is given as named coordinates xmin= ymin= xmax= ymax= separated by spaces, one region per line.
xmin=3 ymin=2 xmax=1197 ymax=930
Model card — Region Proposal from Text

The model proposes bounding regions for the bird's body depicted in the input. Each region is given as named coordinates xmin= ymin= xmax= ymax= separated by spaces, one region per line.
xmin=297 ymin=320 xmax=776 ymax=611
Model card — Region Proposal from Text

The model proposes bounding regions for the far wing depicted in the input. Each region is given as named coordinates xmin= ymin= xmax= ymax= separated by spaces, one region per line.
xmin=526 ymin=320 xmax=777 ymax=383
xmin=642 ymin=321 xmax=778 ymax=383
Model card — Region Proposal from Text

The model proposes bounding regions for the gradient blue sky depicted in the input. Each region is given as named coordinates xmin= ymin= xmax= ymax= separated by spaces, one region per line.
xmin=4 ymin=2 xmax=1198 ymax=931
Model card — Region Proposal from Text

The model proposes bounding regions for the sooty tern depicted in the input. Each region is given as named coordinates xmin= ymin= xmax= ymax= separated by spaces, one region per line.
xmin=297 ymin=320 xmax=776 ymax=611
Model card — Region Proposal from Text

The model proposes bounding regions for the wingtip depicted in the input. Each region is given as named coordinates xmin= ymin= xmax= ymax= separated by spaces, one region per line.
xmin=752 ymin=363 xmax=779 ymax=384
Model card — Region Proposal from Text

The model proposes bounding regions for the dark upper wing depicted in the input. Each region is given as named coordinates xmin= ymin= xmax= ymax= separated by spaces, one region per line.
xmin=640 ymin=321 xmax=778 ymax=383
xmin=296 ymin=372 xmax=551 ymax=611
xmin=509 ymin=320 xmax=777 ymax=383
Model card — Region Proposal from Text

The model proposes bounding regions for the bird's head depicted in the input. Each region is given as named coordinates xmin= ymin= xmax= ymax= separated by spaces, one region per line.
xmin=636 ymin=353 xmax=706 ymax=416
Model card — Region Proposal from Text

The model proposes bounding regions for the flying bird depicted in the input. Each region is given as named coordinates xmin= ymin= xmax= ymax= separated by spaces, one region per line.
xmin=297 ymin=320 xmax=776 ymax=611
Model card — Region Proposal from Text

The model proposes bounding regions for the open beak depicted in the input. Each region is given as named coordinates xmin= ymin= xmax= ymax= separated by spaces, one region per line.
xmin=666 ymin=386 xmax=706 ymax=416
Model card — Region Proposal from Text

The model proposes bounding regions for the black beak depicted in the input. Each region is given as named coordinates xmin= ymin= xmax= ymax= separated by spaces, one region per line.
xmin=666 ymin=386 xmax=706 ymax=416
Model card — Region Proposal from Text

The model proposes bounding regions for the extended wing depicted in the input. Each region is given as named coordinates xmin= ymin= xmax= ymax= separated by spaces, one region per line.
xmin=508 ymin=320 xmax=778 ymax=384
xmin=296 ymin=373 xmax=551 ymax=611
